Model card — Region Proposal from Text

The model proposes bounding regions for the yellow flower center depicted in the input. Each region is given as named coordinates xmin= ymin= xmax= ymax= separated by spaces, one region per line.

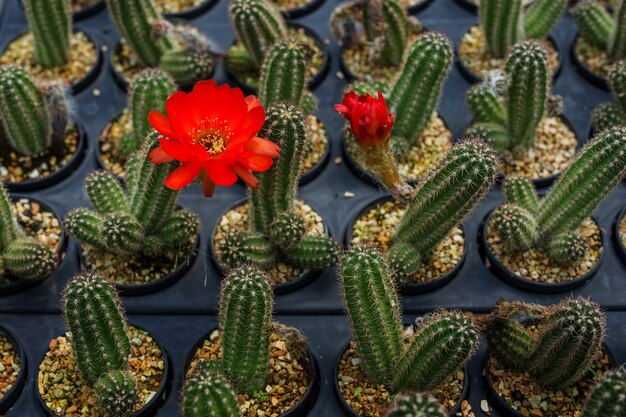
xmin=195 ymin=132 xmax=227 ymax=156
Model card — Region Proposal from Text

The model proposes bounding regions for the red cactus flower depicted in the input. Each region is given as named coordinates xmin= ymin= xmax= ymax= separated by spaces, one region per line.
xmin=148 ymin=80 xmax=280 ymax=197
xmin=335 ymin=91 xmax=394 ymax=149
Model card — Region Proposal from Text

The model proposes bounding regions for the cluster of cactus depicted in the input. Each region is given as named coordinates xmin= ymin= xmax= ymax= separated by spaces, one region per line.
xmin=386 ymin=140 xmax=498 ymax=282
xmin=64 ymin=272 xmax=138 ymax=416
xmin=574 ymin=0 xmax=626 ymax=63
xmin=340 ymin=246 xmax=479 ymax=393
xmin=220 ymin=103 xmax=340 ymax=272
xmin=0 ymin=66 xmax=69 ymax=156
xmin=330 ymin=0 xmax=419 ymax=67
xmin=479 ymin=0 xmax=567 ymax=58
xmin=22 ymin=0 xmax=71 ymax=67
xmin=466 ymin=41 xmax=551 ymax=156
xmin=583 ymin=368 xmax=626 ymax=417
xmin=182 ymin=360 xmax=240 ymax=417
xmin=117 ymin=68 xmax=176 ymax=156
xmin=0 ymin=185 xmax=57 ymax=281
xmin=106 ymin=0 xmax=214 ymax=85
xmin=65 ymin=133 xmax=199 ymax=259
xmin=593 ymin=60 xmax=626 ymax=130
xmin=491 ymin=126 xmax=626 ymax=265
xmin=386 ymin=392 xmax=447 ymax=417
xmin=486 ymin=298 xmax=606 ymax=388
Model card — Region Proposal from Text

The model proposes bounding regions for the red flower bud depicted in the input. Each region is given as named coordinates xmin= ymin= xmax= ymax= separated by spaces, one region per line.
xmin=335 ymin=91 xmax=394 ymax=149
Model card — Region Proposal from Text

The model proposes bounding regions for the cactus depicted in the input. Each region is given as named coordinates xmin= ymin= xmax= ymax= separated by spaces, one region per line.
xmin=219 ymin=267 xmax=272 ymax=394
xmin=386 ymin=392 xmax=446 ymax=417
xmin=0 ymin=186 xmax=17 ymax=249
xmin=466 ymin=42 xmax=550 ymax=156
xmin=220 ymin=103 xmax=340 ymax=273
xmin=583 ymin=368 xmax=626 ymax=417
xmin=65 ymin=134 xmax=199 ymax=259
xmin=503 ymin=176 xmax=539 ymax=214
xmin=479 ymin=0 xmax=566 ymax=58
xmin=388 ymin=32 xmax=453 ymax=152
xmin=362 ymin=0 xmax=411 ymax=67
xmin=387 ymin=141 xmax=498 ymax=281
xmin=258 ymin=39 xmax=308 ymax=109
xmin=95 ymin=370 xmax=138 ymax=417
xmin=22 ymin=0 xmax=71 ymax=67
xmin=228 ymin=0 xmax=287 ymax=68
xmin=492 ymin=204 xmax=538 ymax=251
xmin=593 ymin=61 xmax=626 ymax=131
xmin=63 ymin=272 xmax=131 ymax=386
xmin=182 ymin=362 xmax=240 ymax=417
xmin=574 ymin=0 xmax=626 ymax=62
xmin=485 ymin=318 xmax=534 ymax=370
xmin=339 ymin=247 xmax=479 ymax=393
xmin=159 ymin=49 xmax=214 ymax=87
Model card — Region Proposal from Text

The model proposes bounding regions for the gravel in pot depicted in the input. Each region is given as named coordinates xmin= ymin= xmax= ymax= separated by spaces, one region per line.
xmin=0 ymin=327 xmax=25 ymax=414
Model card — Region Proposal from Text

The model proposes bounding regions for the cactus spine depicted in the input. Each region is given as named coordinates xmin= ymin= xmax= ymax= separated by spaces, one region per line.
xmin=182 ymin=362 xmax=240 ymax=417
xmin=22 ymin=0 xmax=71 ymax=67
xmin=388 ymin=32 xmax=453 ymax=151
xmin=574 ymin=0 xmax=626 ymax=62
xmin=94 ymin=370 xmax=138 ymax=417
xmin=388 ymin=141 xmax=497 ymax=281
xmin=228 ymin=0 xmax=288 ymax=68
xmin=258 ymin=39 xmax=307 ymax=109
xmin=339 ymin=247 xmax=479 ymax=393
xmin=219 ymin=267 xmax=272 ymax=394
xmin=593 ymin=61 xmax=626 ymax=131
xmin=386 ymin=392 xmax=446 ymax=417
xmin=583 ymin=369 xmax=626 ymax=417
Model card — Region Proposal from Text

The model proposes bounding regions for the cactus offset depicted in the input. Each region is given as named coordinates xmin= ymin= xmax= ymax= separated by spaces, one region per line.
xmin=485 ymin=318 xmax=534 ymax=370
xmin=583 ymin=368 xmax=626 ymax=417
xmin=386 ymin=392 xmax=446 ymax=417
xmin=22 ymin=0 xmax=71 ymax=67
xmin=95 ymin=370 xmax=138 ymax=417
xmin=0 ymin=185 xmax=17 ymax=250
xmin=219 ymin=267 xmax=272 ymax=394
xmin=182 ymin=363 xmax=240 ymax=417
xmin=593 ymin=61 xmax=626 ymax=130
xmin=491 ymin=204 xmax=538 ymax=251
xmin=159 ymin=49 xmax=214 ymax=87
xmin=220 ymin=232 xmax=275 ymax=269
xmin=574 ymin=0 xmax=626 ymax=62
xmin=503 ymin=176 xmax=539 ymax=214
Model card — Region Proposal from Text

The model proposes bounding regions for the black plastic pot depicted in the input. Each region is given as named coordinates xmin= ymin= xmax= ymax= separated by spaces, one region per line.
xmin=0 ymin=196 xmax=68 ymax=296
xmin=407 ymin=0 xmax=436 ymax=14
xmin=162 ymin=0 xmax=219 ymax=19
xmin=280 ymin=0 xmax=326 ymax=19
xmin=484 ymin=347 xmax=616 ymax=417
xmin=343 ymin=194 xmax=467 ymax=295
xmin=333 ymin=340 xmax=470 ymax=417
xmin=36 ymin=324 xmax=171 ymax=417
xmin=0 ymin=326 xmax=26 ymax=414
xmin=184 ymin=326 xmax=320 ymax=417
xmin=456 ymin=31 xmax=562 ymax=84
xmin=77 ymin=235 xmax=200 ymax=296
xmin=571 ymin=33 xmax=609 ymax=90
xmin=4 ymin=124 xmax=88 ymax=192
xmin=225 ymin=23 xmax=331 ymax=94
xmin=72 ymin=1 xmax=106 ymax=21
xmin=479 ymin=209 xmax=605 ymax=294
xmin=208 ymin=198 xmax=332 ymax=295
xmin=613 ymin=206 xmax=626 ymax=267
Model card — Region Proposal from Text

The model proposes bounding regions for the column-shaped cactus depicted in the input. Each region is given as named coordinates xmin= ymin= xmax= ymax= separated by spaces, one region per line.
xmin=386 ymin=393 xmax=446 ymax=417
xmin=593 ymin=61 xmax=626 ymax=131
xmin=388 ymin=32 xmax=453 ymax=152
xmin=258 ymin=39 xmax=307 ymax=109
xmin=228 ymin=0 xmax=287 ymax=68
xmin=94 ymin=370 xmax=138 ymax=417
xmin=219 ymin=267 xmax=272 ymax=394
xmin=22 ymin=0 xmax=71 ymax=67
xmin=479 ymin=0 xmax=566 ymax=58
xmin=182 ymin=361 xmax=240 ymax=417
xmin=387 ymin=141 xmax=498 ymax=282
xmin=583 ymin=369 xmax=626 ymax=417
xmin=159 ymin=49 xmax=214 ymax=87
xmin=574 ymin=0 xmax=626 ymax=63
xmin=363 ymin=0 xmax=410 ymax=67
xmin=485 ymin=318 xmax=534 ymax=370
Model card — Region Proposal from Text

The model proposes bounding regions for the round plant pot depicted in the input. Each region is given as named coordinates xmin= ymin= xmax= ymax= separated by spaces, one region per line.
xmin=484 ymin=347 xmax=616 ymax=417
xmin=37 ymin=325 xmax=170 ymax=417
xmin=280 ymin=0 xmax=326 ymax=19
xmin=479 ymin=209 xmax=604 ymax=294
xmin=0 ymin=326 xmax=26 ymax=414
xmin=209 ymin=198 xmax=332 ymax=294
xmin=77 ymin=235 xmax=199 ymax=296
xmin=162 ymin=0 xmax=218 ymax=19
xmin=456 ymin=32 xmax=562 ymax=84
xmin=72 ymin=1 xmax=106 ymax=21
xmin=344 ymin=195 xmax=467 ymax=294
xmin=225 ymin=23 xmax=330 ymax=94
xmin=571 ymin=33 xmax=609 ymax=90
xmin=0 ymin=196 xmax=67 ymax=296
xmin=333 ymin=340 xmax=470 ymax=417
xmin=185 ymin=326 xmax=320 ymax=417
xmin=612 ymin=206 xmax=626 ymax=267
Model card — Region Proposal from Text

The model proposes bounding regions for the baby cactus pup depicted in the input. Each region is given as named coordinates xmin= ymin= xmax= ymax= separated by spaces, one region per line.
xmin=593 ymin=60 xmax=626 ymax=130
xmin=22 ymin=0 xmax=71 ymax=67
xmin=386 ymin=392 xmax=446 ymax=417
xmin=182 ymin=360 xmax=240 ymax=417
xmin=94 ymin=370 xmax=138 ymax=417
xmin=340 ymin=246 xmax=479 ymax=397
xmin=583 ymin=368 xmax=626 ymax=417
xmin=574 ymin=0 xmax=626 ymax=63
xmin=479 ymin=0 xmax=567 ymax=58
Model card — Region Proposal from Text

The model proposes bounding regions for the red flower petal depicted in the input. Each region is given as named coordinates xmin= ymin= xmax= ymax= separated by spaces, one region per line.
xmin=148 ymin=146 xmax=174 ymax=164
xmin=201 ymin=169 xmax=216 ymax=198
xmin=238 ymin=153 xmax=273 ymax=171
xmin=149 ymin=111 xmax=175 ymax=138
xmin=243 ymin=137 xmax=280 ymax=158
xmin=159 ymin=138 xmax=194 ymax=162
xmin=164 ymin=162 xmax=203 ymax=190
xmin=205 ymin=162 xmax=238 ymax=186
xmin=245 ymin=95 xmax=261 ymax=111
xmin=233 ymin=163 xmax=259 ymax=189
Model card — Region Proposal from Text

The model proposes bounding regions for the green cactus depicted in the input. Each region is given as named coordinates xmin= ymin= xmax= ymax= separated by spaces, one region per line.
xmin=574 ymin=0 xmax=626 ymax=62
xmin=388 ymin=32 xmax=453 ymax=152
xmin=22 ymin=0 xmax=71 ymax=67
xmin=228 ymin=0 xmax=287 ymax=68
xmin=65 ymin=134 xmax=199 ymax=259
xmin=0 ymin=186 xmax=17 ymax=249
xmin=386 ymin=392 xmax=446 ymax=417
xmin=593 ymin=61 xmax=626 ymax=131
xmin=94 ymin=370 xmax=138 ymax=417
xmin=339 ymin=247 xmax=479 ymax=393
xmin=583 ymin=368 xmax=626 ymax=417
xmin=492 ymin=204 xmax=538 ymax=251
xmin=258 ymin=39 xmax=308 ymax=110
xmin=546 ymin=232 xmax=589 ymax=265
xmin=466 ymin=41 xmax=550 ymax=156
xmin=159 ymin=49 xmax=214 ymax=87
xmin=182 ymin=362 xmax=240 ymax=417
xmin=503 ymin=176 xmax=539 ymax=214
xmin=387 ymin=141 xmax=498 ymax=282
xmin=479 ymin=0 xmax=566 ymax=59
xmin=363 ymin=0 xmax=411 ymax=67
xmin=220 ymin=103 xmax=340 ymax=273
xmin=485 ymin=318 xmax=534 ymax=370
xmin=219 ymin=267 xmax=272 ymax=394
xmin=63 ymin=272 xmax=131 ymax=386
